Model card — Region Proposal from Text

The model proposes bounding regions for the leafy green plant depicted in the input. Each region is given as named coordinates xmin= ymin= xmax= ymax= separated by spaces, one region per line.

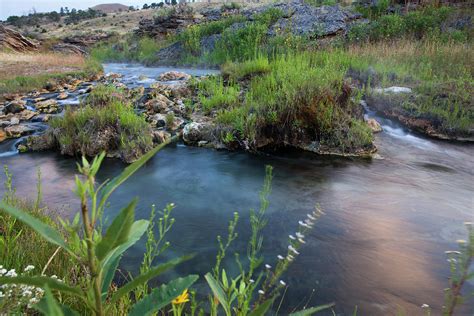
xmin=0 ymin=137 xmax=199 ymax=315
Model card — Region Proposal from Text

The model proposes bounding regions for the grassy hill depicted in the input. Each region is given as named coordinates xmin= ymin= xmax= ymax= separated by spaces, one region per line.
xmin=91 ymin=3 xmax=130 ymax=13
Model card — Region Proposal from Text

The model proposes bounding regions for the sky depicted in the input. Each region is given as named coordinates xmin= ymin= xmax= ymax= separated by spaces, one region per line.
xmin=0 ymin=0 xmax=150 ymax=20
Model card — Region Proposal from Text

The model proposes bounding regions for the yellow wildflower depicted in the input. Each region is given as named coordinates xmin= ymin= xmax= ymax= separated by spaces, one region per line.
xmin=172 ymin=289 xmax=190 ymax=305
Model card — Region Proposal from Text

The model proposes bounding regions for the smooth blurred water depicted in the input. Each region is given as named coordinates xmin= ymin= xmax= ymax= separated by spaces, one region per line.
xmin=0 ymin=64 xmax=473 ymax=315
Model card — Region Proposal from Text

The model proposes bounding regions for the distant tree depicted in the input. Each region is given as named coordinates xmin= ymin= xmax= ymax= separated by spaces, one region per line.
xmin=128 ymin=6 xmax=135 ymax=11
xmin=171 ymin=0 xmax=177 ymax=5
xmin=142 ymin=3 xmax=150 ymax=9
xmin=60 ymin=7 xmax=65 ymax=16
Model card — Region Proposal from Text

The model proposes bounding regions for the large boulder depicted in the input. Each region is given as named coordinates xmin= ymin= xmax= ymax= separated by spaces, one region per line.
xmin=182 ymin=121 xmax=214 ymax=144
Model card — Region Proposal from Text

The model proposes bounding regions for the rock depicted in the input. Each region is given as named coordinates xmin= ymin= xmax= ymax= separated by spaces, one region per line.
xmin=182 ymin=122 xmax=214 ymax=144
xmin=18 ymin=110 xmax=37 ymax=121
xmin=51 ymin=43 xmax=87 ymax=55
xmin=266 ymin=2 xmax=362 ymax=38
xmin=151 ymin=113 xmax=167 ymax=128
xmin=145 ymin=94 xmax=173 ymax=113
xmin=152 ymin=130 xmax=171 ymax=144
xmin=57 ymin=92 xmax=68 ymax=100
xmin=5 ymin=124 xmax=34 ymax=138
xmin=159 ymin=71 xmax=191 ymax=81
xmin=10 ymin=117 xmax=20 ymax=125
xmin=0 ymin=25 xmax=39 ymax=52
xmin=373 ymin=86 xmax=412 ymax=94
xmin=135 ymin=6 xmax=195 ymax=38
xmin=35 ymin=99 xmax=60 ymax=114
xmin=168 ymin=116 xmax=185 ymax=131
xmin=0 ymin=129 xmax=6 ymax=142
xmin=0 ymin=121 xmax=11 ymax=128
xmin=155 ymin=41 xmax=185 ymax=65
xmin=5 ymin=100 xmax=26 ymax=114
xmin=366 ymin=118 xmax=382 ymax=133
xmin=138 ymin=75 xmax=148 ymax=81
xmin=25 ymin=133 xmax=55 ymax=151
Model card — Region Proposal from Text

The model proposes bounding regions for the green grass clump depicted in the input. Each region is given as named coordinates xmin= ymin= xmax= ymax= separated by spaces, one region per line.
xmin=177 ymin=15 xmax=246 ymax=55
xmin=215 ymin=52 xmax=373 ymax=153
xmin=198 ymin=76 xmax=240 ymax=113
xmin=349 ymin=6 xmax=465 ymax=42
xmin=221 ymin=56 xmax=271 ymax=80
xmin=49 ymin=84 xmax=153 ymax=162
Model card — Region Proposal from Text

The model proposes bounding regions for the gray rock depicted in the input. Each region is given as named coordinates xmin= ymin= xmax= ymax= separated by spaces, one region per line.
xmin=5 ymin=100 xmax=26 ymax=114
xmin=182 ymin=122 xmax=214 ymax=144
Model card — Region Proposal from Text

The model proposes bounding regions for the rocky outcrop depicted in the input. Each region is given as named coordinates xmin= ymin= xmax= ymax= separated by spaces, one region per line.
xmin=136 ymin=6 xmax=198 ymax=38
xmin=0 ymin=25 xmax=39 ymax=52
xmin=51 ymin=43 xmax=87 ymax=55
xmin=267 ymin=2 xmax=363 ymax=38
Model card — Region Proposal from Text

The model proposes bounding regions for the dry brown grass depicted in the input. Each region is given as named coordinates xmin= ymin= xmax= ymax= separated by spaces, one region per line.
xmin=0 ymin=52 xmax=85 ymax=80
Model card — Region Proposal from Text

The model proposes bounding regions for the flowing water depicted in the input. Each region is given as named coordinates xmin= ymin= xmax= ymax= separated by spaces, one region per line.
xmin=1 ymin=64 xmax=473 ymax=315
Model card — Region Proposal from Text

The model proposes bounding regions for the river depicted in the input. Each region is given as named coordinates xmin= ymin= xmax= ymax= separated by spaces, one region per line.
xmin=0 ymin=64 xmax=473 ymax=315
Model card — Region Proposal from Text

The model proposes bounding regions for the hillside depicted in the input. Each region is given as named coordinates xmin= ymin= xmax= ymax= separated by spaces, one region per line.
xmin=91 ymin=3 xmax=130 ymax=13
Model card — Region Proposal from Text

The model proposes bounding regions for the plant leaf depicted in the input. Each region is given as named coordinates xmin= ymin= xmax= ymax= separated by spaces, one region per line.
xmin=204 ymin=272 xmax=231 ymax=315
xmin=0 ymin=202 xmax=72 ymax=254
xmin=110 ymin=255 xmax=193 ymax=305
xmin=98 ymin=136 xmax=177 ymax=210
xmin=96 ymin=198 xmax=137 ymax=261
xmin=34 ymin=285 xmax=80 ymax=316
xmin=128 ymin=275 xmax=198 ymax=316
xmin=289 ymin=303 xmax=336 ymax=316
xmin=100 ymin=220 xmax=149 ymax=273
xmin=101 ymin=252 xmax=121 ymax=301
xmin=249 ymin=297 xmax=275 ymax=316
xmin=0 ymin=276 xmax=83 ymax=297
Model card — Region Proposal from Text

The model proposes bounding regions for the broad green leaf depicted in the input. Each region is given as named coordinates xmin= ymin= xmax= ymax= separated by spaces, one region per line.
xmin=289 ymin=303 xmax=335 ymax=316
xmin=98 ymin=136 xmax=177 ymax=210
xmin=0 ymin=276 xmax=83 ymax=297
xmin=101 ymin=252 xmax=121 ymax=301
xmin=96 ymin=199 xmax=137 ymax=261
xmin=204 ymin=272 xmax=231 ymax=315
xmin=34 ymin=286 xmax=80 ymax=316
xmin=248 ymin=297 xmax=275 ymax=316
xmin=0 ymin=202 xmax=72 ymax=254
xmin=128 ymin=275 xmax=198 ymax=316
xmin=110 ymin=255 xmax=193 ymax=305
xmin=34 ymin=286 xmax=64 ymax=316
xmin=100 ymin=220 xmax=149 ymax=272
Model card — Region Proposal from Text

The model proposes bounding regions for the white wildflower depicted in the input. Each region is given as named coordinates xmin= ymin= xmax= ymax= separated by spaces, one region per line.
xmin=464 ymin=221 xmax=472 ymax=227
xmin=289 ymin=235 xmax=296 ymax=240
xmin=170 ymin=203 xmax=175 ymax=207
xmin=421 ymin=304 xmax=430 ymax=308
xmin=5 ymin=269 xmax=17 ymax=277
xmin=298 ymin=238 xmax=306 ymax=244
xmin=24 ymin=265 xmax=35 ymax=272
xmin=456 ymin=239 xmax=466 ymax=244
xmin=279 ymin=280 xmax=286 ymax=286
xmin=445 ymin=251 xmax=461 ymax=255
xmin=277 ymin=255 xmax=285 ymax=260
xmin=295 ymin=232 xmax=304 ymax=239
xmin=298 ymin=221 xmax=311 ymax=229
xmin=249 ymin=279 xmax=255 ymax=283
xmin=307 ymin=214 xmax=317 ymax=221
xmin=258 ymin=290 xmax=265 ymax=295
xmin=288 ymin=245 xmax=300 ymax=255
xmin=265 ymin=264 xmax=272 ymax=269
